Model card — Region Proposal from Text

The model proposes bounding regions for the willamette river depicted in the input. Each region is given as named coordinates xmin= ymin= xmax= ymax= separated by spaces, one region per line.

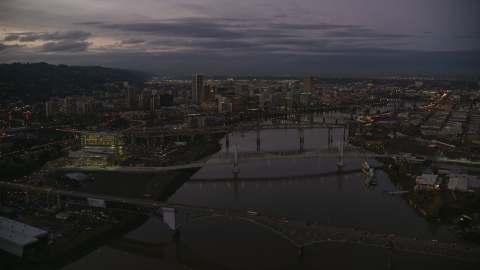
xmin=62 ymin=109 xmax=479 ymax=270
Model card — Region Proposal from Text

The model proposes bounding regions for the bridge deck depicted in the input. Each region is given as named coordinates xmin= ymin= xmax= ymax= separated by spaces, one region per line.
xmin=2 ymin=181 xmax=479 ymax=261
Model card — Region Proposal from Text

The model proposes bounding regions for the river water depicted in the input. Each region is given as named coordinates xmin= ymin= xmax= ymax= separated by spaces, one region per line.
xmin=62 ymin=109 xmax=479 ymax=270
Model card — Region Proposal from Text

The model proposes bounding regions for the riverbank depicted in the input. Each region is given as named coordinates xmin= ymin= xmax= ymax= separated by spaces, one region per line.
xmin=1 ymin=142 xmax=223 ymax=269
xmin=0 ymin=215 xmax=150 ymax=270
xmin=379 ymin=157 xmax=480 ymax=224
xmin=157 ymin=143 xmax=222 ymax=201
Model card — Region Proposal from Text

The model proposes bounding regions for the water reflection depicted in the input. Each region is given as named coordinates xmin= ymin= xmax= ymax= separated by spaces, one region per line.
xmin=62 ymin=111 xmax=479 ymax=270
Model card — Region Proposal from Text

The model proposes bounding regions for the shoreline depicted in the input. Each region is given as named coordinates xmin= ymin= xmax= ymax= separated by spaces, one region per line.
xmin=7 ymin=142 xmax=224 ymax=270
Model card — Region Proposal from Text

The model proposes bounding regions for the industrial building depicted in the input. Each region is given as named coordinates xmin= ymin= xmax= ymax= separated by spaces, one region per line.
xmin=0 ymin=216 xmax=48 ymax=257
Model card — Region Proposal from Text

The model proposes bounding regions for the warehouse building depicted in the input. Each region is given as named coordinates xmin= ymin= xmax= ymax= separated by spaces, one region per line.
xmin=0 ymin=216 xmax=48 ymax=257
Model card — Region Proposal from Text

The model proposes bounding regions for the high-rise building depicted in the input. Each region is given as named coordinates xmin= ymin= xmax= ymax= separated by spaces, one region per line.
xmin=192 ymin=74 xmax=203 ymax=103
xmin=200 ymin=85 xmax=215 ymax=103
xmin=303 ymin=76 xmax=315 ymax=93
xmin=231 ymin=95 xmax=245 ymax=111
xmin=45 ymin=101 xmax=59 ymax=118
xmin=126 ymin=96 xmax=136 ymax=110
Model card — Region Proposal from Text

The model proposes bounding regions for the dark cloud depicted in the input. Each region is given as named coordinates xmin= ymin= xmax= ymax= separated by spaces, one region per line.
xmin=41 ymin=31 xmax=91 ymax=41
xmin=324 ymin=28 xmax=412 ymax=38
xmin=38 ymin=41 xmax=90 ymax=52
xmin=4 ymin=34 xmax=19 ymax=41
xmin=19 ymin=35 xmax=39 ymax=42
xmin=120 ymin=38 xmax=146 ymax=44
xmin=272 ymin=23 xmax=359 ymax=30
xmin=456 ymin=32 xmax=480 ymax=38
xmin=18 ymin=31 xmax=91 ymax=42
xmin=0 ymin=43 xmax=20 ymax=51
xmin=98 ymin=20 xmax=247 ymax=39
xmin=74 ymin=21 xmax=104 ymax=25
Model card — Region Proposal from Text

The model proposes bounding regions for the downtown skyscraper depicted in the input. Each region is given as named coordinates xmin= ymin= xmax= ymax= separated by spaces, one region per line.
xmin=192 ymin=74 xmax=203 ymax=103
xmin=303 ymin=76 xmax=315 ymax=93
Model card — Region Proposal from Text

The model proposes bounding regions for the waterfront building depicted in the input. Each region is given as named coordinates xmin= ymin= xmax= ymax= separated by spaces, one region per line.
xmin=80 ymin=132 xmax=123 ymax=154
xmin=69 ymin=132 xmax=123 ymax=166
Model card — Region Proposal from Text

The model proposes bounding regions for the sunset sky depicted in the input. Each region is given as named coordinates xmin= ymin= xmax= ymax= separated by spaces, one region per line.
xmin=1 ymin=0 xmax=479 ymax=76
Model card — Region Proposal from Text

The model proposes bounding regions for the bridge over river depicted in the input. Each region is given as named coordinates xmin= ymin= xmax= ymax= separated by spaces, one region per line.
xmin=1 ymin=181 xmax=479 ymax=268
xmin=59 ymin=143 xmax=394 ymax=173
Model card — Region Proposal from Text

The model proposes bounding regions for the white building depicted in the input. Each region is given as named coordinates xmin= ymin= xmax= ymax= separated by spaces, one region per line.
xmin=0 ymin=216 xmax=47 ymax=257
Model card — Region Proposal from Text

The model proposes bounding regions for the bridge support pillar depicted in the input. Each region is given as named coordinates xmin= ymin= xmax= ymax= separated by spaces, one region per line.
xmin=335 ymin=119 xmax=338 ymax=124
xmin=171 ymin=229 xmax=180 ymax=237
xmin=57 ymin=195 xmax=62 ymax=210
xmin=322 ymin=117 xmax=325 ymax=123
xmin=297 ymin=246 xmax=304 ymax=257
xmin=328 ymin=128 xmax=333 ymax=143
xmin=387 ymin=247 xmax=393 ymax=269
xmin=47 ymin=194 xmax=51 ymax=208
xmin=225 ymin=132 xmax=229 ymax=147
xmin=343 ymin=127 xmax=346 ymax=142
xmin=256 ymin=129 xmax=260 ymax=151
xmin=163 ymin=207 xmax=177 ymax=231
xmin=299 ymin=129 xmax=304 ymax=152
xmin=233 ymin=173 xmax=239 ymax=198
xmin=337 ymin=161 xmax=344 ymax=173
xmin=233 ymin=143 xmax=240 ymax=173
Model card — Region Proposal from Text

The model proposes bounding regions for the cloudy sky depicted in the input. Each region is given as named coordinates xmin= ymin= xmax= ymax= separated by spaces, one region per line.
xmin=1 ymin=0 xmax=479 ymax=76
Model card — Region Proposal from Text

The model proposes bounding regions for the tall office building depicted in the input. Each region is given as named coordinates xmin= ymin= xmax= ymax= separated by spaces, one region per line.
xmin=192 ymin=74 xmax=203 ymax=103
xmin=200 ymin=85 xmax=215 ymax=103
xmin=303 ymin=76 xmax=315 ymax=93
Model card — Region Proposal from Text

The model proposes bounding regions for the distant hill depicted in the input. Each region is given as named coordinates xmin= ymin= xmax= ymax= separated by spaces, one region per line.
xmin=0 ymin=62 xmax=156 ymax=103
xmin=0 ymin=62 xmax=155 ymax=84
xmin=71 ymin=66 xmax=156 ymax=83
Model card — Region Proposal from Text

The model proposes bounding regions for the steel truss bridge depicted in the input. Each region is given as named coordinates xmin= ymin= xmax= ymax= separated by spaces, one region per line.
xmin=1 ymin=182 xmax=479 ymax=265
xmin=165 ymin=206 xmax=480 ymax=262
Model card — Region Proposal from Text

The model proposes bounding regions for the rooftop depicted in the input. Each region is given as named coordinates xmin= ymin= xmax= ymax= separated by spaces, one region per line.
xmin=0 ymin=216 xmax=47 ymax=247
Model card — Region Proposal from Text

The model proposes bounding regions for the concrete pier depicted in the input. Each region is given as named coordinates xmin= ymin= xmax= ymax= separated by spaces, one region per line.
xmin=256 ymin=129 xmax=261 ymax=151
xmin=299 ymin=129 xmax=304 ymax=152
xmin=387 ymin=247 xmax=393 ymax=269
xmin=297 ymin=246 xmax=304 ymax=257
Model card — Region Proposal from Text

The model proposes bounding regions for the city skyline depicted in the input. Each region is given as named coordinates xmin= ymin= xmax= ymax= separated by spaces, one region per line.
xmin=1 ymin=0 xmax=480 ymax=76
